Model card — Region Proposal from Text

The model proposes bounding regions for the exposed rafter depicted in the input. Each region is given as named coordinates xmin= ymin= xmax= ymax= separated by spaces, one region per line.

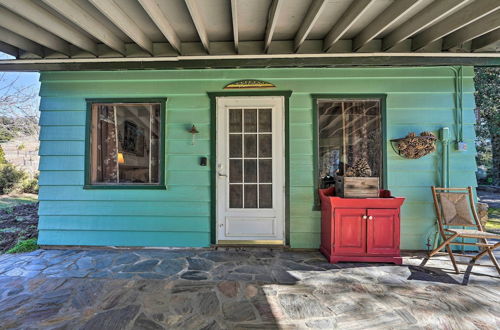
xmin=264 ymin=0 xmax=283 ymax=53
xmin=138 ymin=0 xmax=181 ymax=54
xmin=472 ymin=28 xmax=500 ymax=52
xmin=323 ymin=0 xmax=376 ymax=52
xmin=184 ymin=0 xmax=210 ymax=53
xmin=0 ymin=41 xmax=18 ymax=58
xmin=43 ymin=0 xmax=126 ymax=55
xmin=0 ymin=0 xmax=97 ymax=55
xmin=382 ymin=0 xmax=471 ymax=51
xmin=353 ymin=0 xmax=423 ymax=51
xmin=443 ymin=10 xmax=500 ymax=50
xmin=412 ymin=0 xmax=500 ymax=51
xmin=89 ymin=0 xmax=153 ymax=55
xmin=230 ymin=0 xmax=239 ymax=53
xmin=294 ymin=0 xmax=327 ymax=52
xmin=0 ymin=7 xmax=70 ymax=56
xmin=0 ymin=27 xmax=44 ymax=57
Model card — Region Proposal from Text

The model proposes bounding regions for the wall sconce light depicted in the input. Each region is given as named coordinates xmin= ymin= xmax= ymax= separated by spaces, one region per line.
xmin=188 ymin=124 xmax=199 ymax=145
xmin=117 ymin=152 xmax=125 ymax=164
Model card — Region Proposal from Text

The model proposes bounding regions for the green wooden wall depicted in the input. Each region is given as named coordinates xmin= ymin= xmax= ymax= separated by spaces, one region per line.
xmin=37 ymin=67 xmax=477 ymax=249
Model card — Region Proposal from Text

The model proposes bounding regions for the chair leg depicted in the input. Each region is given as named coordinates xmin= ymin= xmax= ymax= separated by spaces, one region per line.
xmin=446 ymin=245 xmax=459 ymax=274
xmin=486 ymin=249 xmax=500 ymax=276
xmin=472 ymin=241 xmax=500 ymax=276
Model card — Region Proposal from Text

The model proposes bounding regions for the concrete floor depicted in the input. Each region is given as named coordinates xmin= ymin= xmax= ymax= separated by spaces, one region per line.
xmin=0 ymin=248 xmax=498 ymax=329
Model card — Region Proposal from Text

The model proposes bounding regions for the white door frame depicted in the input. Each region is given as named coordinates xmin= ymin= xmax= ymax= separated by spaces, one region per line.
xmin=215 ymin=96 xmax=285 ymax=244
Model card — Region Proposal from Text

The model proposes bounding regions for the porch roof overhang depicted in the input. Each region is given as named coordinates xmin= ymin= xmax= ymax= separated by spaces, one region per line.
xmin=0 ymin=0 xmax=499 ymax=71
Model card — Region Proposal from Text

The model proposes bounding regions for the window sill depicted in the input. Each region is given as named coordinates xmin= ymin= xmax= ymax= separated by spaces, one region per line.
xmin=83 ymin=184 xmax=167 ymax=190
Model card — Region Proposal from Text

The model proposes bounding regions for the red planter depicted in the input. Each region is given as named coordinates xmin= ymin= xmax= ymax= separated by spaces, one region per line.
xmin=319 ymin=187 xmax=405 ymax=264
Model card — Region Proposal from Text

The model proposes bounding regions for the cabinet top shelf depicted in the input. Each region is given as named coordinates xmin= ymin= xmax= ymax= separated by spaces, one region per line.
xmin=319 ymin=187 xmax=405 ymax=209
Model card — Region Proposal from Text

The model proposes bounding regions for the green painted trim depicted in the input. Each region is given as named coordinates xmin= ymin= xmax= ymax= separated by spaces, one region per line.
xmin=3 ymin=56 xmax=499 ymax=72
xmin=311 ymin=94 xmax=388 ymax=206
xmin=207 ymin=90 xmax=293 ymax=246
xmin=84 ymin=97 xmax=167 ymax=190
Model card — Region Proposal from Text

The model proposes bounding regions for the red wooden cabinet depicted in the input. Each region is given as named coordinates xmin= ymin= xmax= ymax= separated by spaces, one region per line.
xmin=319 ymin=188 xmax=405 ymax=264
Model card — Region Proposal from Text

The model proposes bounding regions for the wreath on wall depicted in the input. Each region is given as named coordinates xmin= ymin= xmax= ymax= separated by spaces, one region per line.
xmin=391 ymin=132 xmax=437 ymax=159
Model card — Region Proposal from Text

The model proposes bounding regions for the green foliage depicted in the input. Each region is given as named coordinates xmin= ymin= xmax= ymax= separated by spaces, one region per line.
xmin=0 ymin=164 xmax=27 ymax=194
xmin=6 ymin=238 xmax=38 ymax=254
xmin=0 ymin=145 xmax=6 ymax=164
xmin=22 ymin=174 xmax=39 ymax=194
xmin=474 ymin=67 xmax=500 ymax=185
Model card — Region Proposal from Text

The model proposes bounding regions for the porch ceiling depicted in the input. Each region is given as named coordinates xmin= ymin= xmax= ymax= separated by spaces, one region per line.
xmin=0 ymin=0 xmax=499 ymax=70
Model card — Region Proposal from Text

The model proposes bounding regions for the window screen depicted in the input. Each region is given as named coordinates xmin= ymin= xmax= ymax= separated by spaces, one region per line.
xmin=317 ymin=99 xmax=382 ymax=188
xmin=90 ymin=102 xmax=162 ymax=185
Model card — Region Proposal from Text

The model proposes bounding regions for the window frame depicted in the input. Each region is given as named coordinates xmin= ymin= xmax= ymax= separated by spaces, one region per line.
xmin=84 ymin=98 xmax=167 ymax=190
xmin=312 ymin=94 xmax=388 ymax=200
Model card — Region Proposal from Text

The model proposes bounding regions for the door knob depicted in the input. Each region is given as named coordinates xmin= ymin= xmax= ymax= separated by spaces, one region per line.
xmin=218 ymin=172 xmax=227 ymax=177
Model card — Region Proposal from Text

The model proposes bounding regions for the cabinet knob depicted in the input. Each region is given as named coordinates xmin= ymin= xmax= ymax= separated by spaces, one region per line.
xmin=363 ymin=215 xmax=367 ymax=220
xmin=368 ymin=216 xmax=373 ymax=220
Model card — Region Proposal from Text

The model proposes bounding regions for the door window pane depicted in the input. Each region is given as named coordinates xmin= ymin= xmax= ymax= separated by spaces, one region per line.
xmin=259 ymin=108 xmax=272 ymax=132
xmin=229 ymin=159 xmax=242 ymax=183
xmin=258 ymin=134 xmax=272 ymax=157
xmin=259 ymin=185 xmax=272 ymax=208
xmin=244 ymin=134 xmax=257 ymax=157
xmin=229 ymin=184 xmax=243 ymax=208
xmin=229 ymin=108 xmax=242 ymax=133
xmin=244 ymin=184 xmax=258 ymax=208
xmin=90 ymin=103 xmax=162 ymax=185
xmin=317 ymin=99 xmax=382 ymax=188
xmin=244 ymin=109 xmax=257 ymax=132
xmin=244 ymin=159 xmax=257 ymax=183
xmin=229 ymin=134 xmax=242 ymax=158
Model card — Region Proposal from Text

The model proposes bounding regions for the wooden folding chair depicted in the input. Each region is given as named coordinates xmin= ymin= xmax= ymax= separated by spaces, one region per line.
xmin=429 ymin=186 xmax=500 ymax=275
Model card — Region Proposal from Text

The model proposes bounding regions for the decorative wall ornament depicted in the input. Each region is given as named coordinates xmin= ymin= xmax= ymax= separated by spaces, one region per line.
xmin=391 ymin=131 xmax=437 ymax=159
xmin=224 ymin=80 xmax=275 ymax=89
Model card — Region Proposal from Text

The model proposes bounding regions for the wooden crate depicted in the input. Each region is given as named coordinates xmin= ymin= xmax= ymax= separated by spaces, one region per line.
xmin=335 ymin=176 xmax=379 ymax=198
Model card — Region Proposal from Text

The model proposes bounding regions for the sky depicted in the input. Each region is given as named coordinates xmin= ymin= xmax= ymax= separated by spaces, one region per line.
xmin=0 ymin=52 xmax=41 ymax=100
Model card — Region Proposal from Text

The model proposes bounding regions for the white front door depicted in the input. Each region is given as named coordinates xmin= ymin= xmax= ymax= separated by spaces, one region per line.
xmin=216 ymin=96 xmax=285 ymax=244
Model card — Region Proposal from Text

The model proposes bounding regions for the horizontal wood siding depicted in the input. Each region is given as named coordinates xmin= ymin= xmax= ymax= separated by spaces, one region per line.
xmin=38 ymin=67 xmax=477 ymax=249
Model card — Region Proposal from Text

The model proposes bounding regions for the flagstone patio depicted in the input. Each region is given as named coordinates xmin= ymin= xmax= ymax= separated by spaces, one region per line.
xmin=0 ymin=248 xmax=498 ymax=329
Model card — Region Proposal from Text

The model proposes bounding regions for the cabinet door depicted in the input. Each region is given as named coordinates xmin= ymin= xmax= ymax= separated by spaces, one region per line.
xmin=334 ymin=208 xmax=366 ymax=255
xmin=366 ymin=209 xmax=399 ymax=255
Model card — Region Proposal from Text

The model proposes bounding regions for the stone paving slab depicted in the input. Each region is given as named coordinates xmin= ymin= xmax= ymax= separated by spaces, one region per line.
xmin=0 ymin=248 xmax=498 ymax=329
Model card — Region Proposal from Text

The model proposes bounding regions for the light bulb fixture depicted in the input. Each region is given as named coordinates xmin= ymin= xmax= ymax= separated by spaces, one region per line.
xmin=117 ymin=152 xmax=125 ymax=164
xmin=188 ymin=124 xmax=199 ymax=145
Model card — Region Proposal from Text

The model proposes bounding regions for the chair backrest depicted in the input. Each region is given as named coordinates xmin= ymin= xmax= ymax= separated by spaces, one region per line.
xmin=431 ymin=187 xmax=482 ymax=231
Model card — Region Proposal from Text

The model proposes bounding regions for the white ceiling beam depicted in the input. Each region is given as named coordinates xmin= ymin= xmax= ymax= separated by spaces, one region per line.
xmin=294 ymin=0 xmax=327 ymax=52
xmin=138 ymin=0 xmax=181 ymax=54
xmin=382 ymin=0 xmax=471 ymax=51
xmin=230 ymin=0 xmax=239 ymax=53
xmin=89 ymin=0 xmax=153 ymax=55
xmin=412 ymin=0 xmax=500 ymax=51
xmin=443 ymin=10 xmax=500 ymax=50
xmin=43 ymin=0 xmax=126 ymax=55
xmin=0 ymin=41 xmax=18 ymax=58
xmin=323 ymin=0 xmax=376 ymax=52
xmin=471 ymin=28 xmax=500 ymax=52
xmin=0 ymin=7 xmax=70 ymax=55
xmin=184 ymin=0 xmax=210 ymax=53
xmin=0 ymin=27 xmax=44 ymax=57
xmin=353 ymin=0 xmax=424 ymax=51
xmin=0 ymin=0 xmax=97 ymax=55
xmin=264 ymin=0 xmax=283 ymax=53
